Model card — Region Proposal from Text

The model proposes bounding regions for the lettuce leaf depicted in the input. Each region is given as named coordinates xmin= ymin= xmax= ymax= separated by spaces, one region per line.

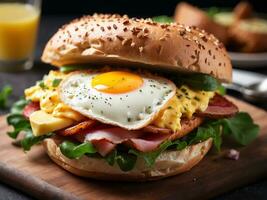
xmin=105 ymin=149 xmax=137 ymax=171
xmin=217 ymin=112 xmax=259 ymax=145
xmin=129 ymin=140 xmax=172 ymax=167
xmin=60 ymin=141 xmax=97 ymax=159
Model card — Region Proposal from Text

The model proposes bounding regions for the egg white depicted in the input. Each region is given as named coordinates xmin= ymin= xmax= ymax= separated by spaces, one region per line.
xmin=59 ymin=71 xmax=176 ymax=130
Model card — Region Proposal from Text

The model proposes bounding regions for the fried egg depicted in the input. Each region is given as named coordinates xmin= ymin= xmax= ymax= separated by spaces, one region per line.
xmin=59 ymin=71 xmax=176 ymax=130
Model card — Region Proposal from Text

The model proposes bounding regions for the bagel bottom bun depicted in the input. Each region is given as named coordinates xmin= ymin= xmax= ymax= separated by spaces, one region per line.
xmin=43 ymin=138 xmax=213 ymax=181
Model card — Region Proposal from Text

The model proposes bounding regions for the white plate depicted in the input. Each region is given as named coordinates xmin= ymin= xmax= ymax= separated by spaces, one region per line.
xmin=229 ymin=52 xmax=267 ymax=68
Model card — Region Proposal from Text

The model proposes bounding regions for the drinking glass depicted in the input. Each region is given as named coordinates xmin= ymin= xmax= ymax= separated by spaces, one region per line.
xmin=0 ymin=0 xmax=41 ymax=72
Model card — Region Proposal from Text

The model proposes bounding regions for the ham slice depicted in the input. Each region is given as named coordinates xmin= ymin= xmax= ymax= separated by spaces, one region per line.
xmin=84 ymin=127 xmax=170 ymax=156
xmin=196 ymin=93 xmax=238 ymax=119
xmin=71 ymin=116 xmax=202 ymax=156
xmin=91 ymin=139 xmax=116 ymax=157
xmin=23 ymin=102 xmax=40 ymax=119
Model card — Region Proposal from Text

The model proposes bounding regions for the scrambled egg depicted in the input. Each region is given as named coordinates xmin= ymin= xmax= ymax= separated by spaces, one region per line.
xmin=25 ymin=70 xmax=84 ymax=121
xmin=153 ymin=85 xmax=214 ymax=132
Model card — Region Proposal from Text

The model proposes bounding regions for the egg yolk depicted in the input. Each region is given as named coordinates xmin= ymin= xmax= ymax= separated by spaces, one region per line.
xmin=91 ymin=71 xmax=144 ymax=94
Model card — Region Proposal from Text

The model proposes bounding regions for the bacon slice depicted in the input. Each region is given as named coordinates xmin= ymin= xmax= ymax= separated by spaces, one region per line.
xmin=58 ymin=120 xmax=97 ymax=136
xmin=23 ymin=102 xmax=40 ymax=119
xmin=196 ymin=93 xmax=238 ymax=119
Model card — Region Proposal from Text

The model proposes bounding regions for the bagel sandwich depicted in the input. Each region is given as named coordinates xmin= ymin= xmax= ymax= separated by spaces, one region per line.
xmin=7 ymin=14 xmax=259 ymax=181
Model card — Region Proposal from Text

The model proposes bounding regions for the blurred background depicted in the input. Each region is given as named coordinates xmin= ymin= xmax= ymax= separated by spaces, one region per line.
xmin=42 ymin=0 xmax=267 ymax=15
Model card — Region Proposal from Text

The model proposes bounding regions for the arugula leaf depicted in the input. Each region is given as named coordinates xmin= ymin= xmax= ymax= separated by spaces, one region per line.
xmin=60 ymin=141 xmax=97 ymax=159
xmin=0 ymin=85 xmax=12 ymax=109
xmin=129 ymin=140 xmax=172 ymax=167
xmin=113 ymin=151 xmax=137 ymax=172
xmin=105 ymin=149 xmax=117 ymax=166
xmin=189 ymin=125 xmax=222 ymax=151
xmin=152 ymin=15 xmax=174 ymax=24
xmin=171 ymin=140 xmax=187 ymax=151
xmin=21 ymin=131 xmax=53 ymax=151
xmin=220 ymin=112 xmax=259 ymax=145
xmin=7 ymin=114 xmax=31 ymax=139
xmin=52 ymin=78 xmax=62 ymax=87
xmin=7 ymin=98 xmax=30 ymax=139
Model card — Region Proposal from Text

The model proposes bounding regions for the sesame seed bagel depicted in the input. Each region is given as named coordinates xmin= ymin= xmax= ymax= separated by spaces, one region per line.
xmin=41 ymin=14 xmax=232 ymax=82
xmin=43 ymin=138 xmax=213 ymax=181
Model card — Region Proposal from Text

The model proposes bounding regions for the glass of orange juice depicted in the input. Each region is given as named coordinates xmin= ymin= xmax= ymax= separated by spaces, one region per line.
xmin=0 ymin=0 xmax=41 ymax=72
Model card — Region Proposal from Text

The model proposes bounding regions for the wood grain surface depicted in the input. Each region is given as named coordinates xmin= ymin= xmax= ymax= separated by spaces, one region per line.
xmin=0 ymin=97 xmax=266 ymax=200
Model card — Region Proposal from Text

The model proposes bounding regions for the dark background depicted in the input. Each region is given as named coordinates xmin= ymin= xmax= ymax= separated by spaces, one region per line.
xmin=41 ymin=0 xmax=267 ymax=16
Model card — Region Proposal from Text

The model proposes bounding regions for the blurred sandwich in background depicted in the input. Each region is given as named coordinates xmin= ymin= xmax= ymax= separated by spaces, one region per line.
xmin=174 ymin=1 xmax=267 ymax=53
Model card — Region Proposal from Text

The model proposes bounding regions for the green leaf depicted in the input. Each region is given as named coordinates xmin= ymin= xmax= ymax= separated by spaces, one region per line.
xmin=212 ymin=124 xmax=222 ymax=151
xmin=221 ymin=112 xmax=259 ymax=145
xmin=188 ymin=124 xmax=222 ymax=151
xmin=115 ymin=151 xmax=137 ymax=172
xmin=52 ymin=78 xmax=62 ymax=87
xmin=7 ymin=114 xmax=31 ymax=139
xmin=173 ymin=73 xmax=219 ymax=91
xmin=0 ymin=85 xmax=12 ymax=109
xmin=60 ymin=66 xmax=87 ymax=73
xmin=60 ymin=141 xmax=97 ymax=159
xmin=171 ymin=140 xmax=187 ymax=151
xmin=129 ymin=140 xmax=172 ymax=167
xmin=105 ymin=150 xmax=117 ymax=166
xmin=10 ymin=99 xmax=29 ymax=114
xmin=206 ymin=7 xmax=220 ymax=18
xmin=217 ymin=84 xmax=226 ymax=95
xmin=152 ymin=15 xmax=174 ymax=24
xmin=38 ymin=81 xmax=48 ymax=89
xmin=20 ymin=131 xmax=53 ymax=151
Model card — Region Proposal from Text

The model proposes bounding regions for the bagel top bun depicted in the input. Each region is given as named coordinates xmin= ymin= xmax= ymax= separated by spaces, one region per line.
xmin=41 ymin=14 xmax=232 ymax=82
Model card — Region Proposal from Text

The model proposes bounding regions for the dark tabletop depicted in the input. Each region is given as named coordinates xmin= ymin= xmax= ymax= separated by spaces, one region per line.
xmin=0 ymin=15 xmax=267 ymax=200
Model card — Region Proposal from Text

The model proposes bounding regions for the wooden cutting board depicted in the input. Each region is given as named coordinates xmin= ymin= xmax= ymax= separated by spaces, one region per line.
xmin=0 ymin=97 xmax=267 ymax=200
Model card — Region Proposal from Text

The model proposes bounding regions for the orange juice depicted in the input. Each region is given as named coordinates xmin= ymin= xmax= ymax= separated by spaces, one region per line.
xmin=0 ymin=3 xmax=40 ymax=60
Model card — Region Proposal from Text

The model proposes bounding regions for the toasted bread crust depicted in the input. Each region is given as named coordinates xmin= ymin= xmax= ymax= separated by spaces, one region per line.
xmin=42 ymin=14 xmax=232 ymax=82
xmin=43 ymin=138 xmax=212 ymax=181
